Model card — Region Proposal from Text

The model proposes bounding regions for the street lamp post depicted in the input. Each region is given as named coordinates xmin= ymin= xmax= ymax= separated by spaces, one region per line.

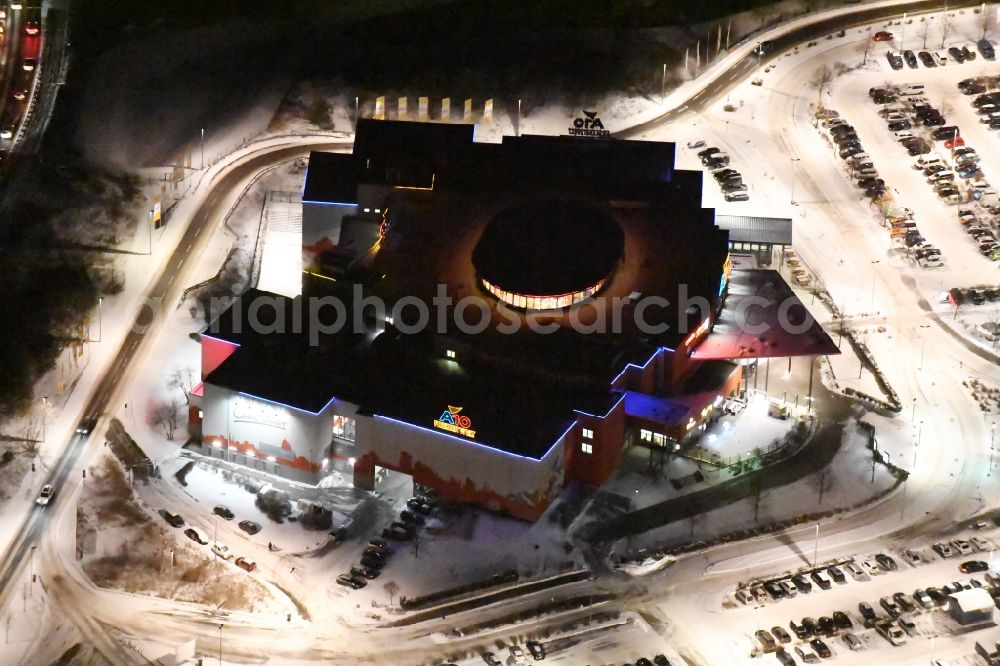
xmin=661 ymin=63 xmax=667 ymax=101
xmin=96 ymin=296 xmax=102 ymax=342
xmin=790 ymin=157 xmax=801 ymax=205
xmin=147 ymin=209 xmax=153 ymax=255
xmin=812 ymin=523 xmax=820 ymax=569
xmin=200 ymin=128 xmax=205 ymax=170
xmin=218 ymin=624 xmax=223 ymax=666
xmin=41 ymin=396 xmax=47 ymax=442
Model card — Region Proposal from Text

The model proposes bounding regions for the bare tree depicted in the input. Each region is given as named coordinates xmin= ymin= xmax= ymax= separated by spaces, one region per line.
xmin=383 ymin=580 xmax=400 ymax=606
xmin=750 ymin=474 xmax=766 ymax=522
xmin=19 ymin=416 xmax=41 ymax=457
xmin=154 ymin=399 xmax=180 ymax=440
xmin=809 ymin=467 xmax=835 ymax=505
xmin=922 ymin=21 xmax=930 ymax=49
xmin=810 ymin=65 xmax=834 ymax=105
xmin=940 ymin=11 xmax=952 ymax=49
xmin=751 ymin=4 xmax=771 ymax=28
xmin=167 ymin=367 xmax=196 ymax=405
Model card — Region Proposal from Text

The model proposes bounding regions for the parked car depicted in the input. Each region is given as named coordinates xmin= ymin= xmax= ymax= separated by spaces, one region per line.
xmin=842 ymin=632 xmax=862 ymax=651
xmin=351 ymin=564 xmax=381 ymax=580
xmin=978 ymin=38 xmax=996 ymax=60
xmin=828 ymin=566 xmax=847 ymax=584
xmin=954 ymin=539 xmax=976 ymax=555
xmin=960 ymin=560 xmax=990 ymax=573
xmin=765 ymin=581 xmax=786 ymax=599
xmin=886 ymin=50 xmax=904 ymax=69
xmin=400 ymin=509 xmax=426 ymax=526
xmin=238 ymin=520 xmax=262 ymax=535
xmin=893 ymin=591 xmax=916 ymax=612
xmin=875 ymin=622 xmax=907 ymax=646
xmin=725 ymin=191 xmax=750 ymax=202
xmin=337 ymin=573 xmax=366 ymax=589
xmin=914 ymin=589 xmax=934 ymax=609
xmin=858 ymin=601 xmax=878 ymax=627
xmin=919 ymin=50 xmax=936 ymax=67
xmin=756 ymin=629 xmax=778 ymax=652
xmin=845 ymin=562 xmax=868 ymax=581
xmin=160 ymin=510 xmax=184 ymax=528
xmin=875 ymin=554 xmax=898 ymax=571
xmin=809 ymin=638 xmax=831 ymax=659
xmin=184 ymin=528 xmax=209 ymax=545
xmin=527 ymin=641 xmax=546 ymax=660
xmin=509 ymin=645 xmax=529 ymax=666
xmin=771 ymin=626 xmax=792 ymax=643
xmin=213 ymin=505 xmax=235 ymax=521
xmin=790 ymin=619 xmax=811 ymax=640
xmin=234 ymin=556 xmax=257 ymax=572
xmin=903 ymin=49 xmax=918 ymax=68
xmin=811 ymin=570 xmax=833 ymax=590
xmin=873 ymin=31 xmax=893 ymax=41
xmin=211 ymin=542 xmax=233 ymax=560
xmin=832 ymin=611 xmax=852 ymax=629
xmin=480 ymin=652 xmax=502 ymax=666
xmin=879 ymin=595 xmax=901 ymax=618
xmin=382 ymin=524 xmax=413 ymax=541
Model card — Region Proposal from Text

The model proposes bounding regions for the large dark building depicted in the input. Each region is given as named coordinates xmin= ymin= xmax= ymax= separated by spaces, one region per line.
xmin=190 ymin=120 xmax=836 ymax=520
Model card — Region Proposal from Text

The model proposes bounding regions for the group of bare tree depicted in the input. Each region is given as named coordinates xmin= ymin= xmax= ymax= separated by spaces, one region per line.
xmin=153 ymin=367 xmax=197 ymax=440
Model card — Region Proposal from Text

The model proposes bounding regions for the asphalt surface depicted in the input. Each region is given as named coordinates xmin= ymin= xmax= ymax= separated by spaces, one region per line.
xmin=616 ymin=0 xmax=984 ymax=138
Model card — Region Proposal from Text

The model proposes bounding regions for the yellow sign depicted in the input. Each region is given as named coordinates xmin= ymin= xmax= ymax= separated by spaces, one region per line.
xmin=433 ymin=405 xmax=476 ymax=439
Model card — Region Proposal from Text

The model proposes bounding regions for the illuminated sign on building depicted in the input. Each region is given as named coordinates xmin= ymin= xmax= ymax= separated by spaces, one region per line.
xmin=720 ymin=253 xmax=732 ymax=296
xmin=433 ymin=405 xmax=476 ymax=439
xmin=232 ymin=398 xmax=288 ymax=430
xmin=683 ymin=316 xmax=711 ymax=347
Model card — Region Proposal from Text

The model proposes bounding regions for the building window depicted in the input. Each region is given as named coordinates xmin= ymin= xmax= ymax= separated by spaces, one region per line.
xmin=332 ymin=415 xmax=356 ymax=442
xmin=198 ymin=410 xmax=203 ymax=419
xmin=446 ymin=349 xmax=456 ymax=359
xmin=582 ymin=427 xmax=593 ymax=439
xmin=581 ymin=442 xmax=593 ymax=454
xmin=364 ymin=208 xmax=371 ymax=213
xmin=653 ymin=432 xmax=667 ymax=446
xmin=640 ymin=429 xmax=653 ymax=443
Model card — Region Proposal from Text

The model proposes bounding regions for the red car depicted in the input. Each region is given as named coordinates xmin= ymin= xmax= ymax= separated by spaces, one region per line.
xmin=23 ymin=22 xmax=38 ymax=36
xmin=873 ymin=31 xmax=894 ymax=41
xmin=945 ymin=136 xmax=966 ymax=149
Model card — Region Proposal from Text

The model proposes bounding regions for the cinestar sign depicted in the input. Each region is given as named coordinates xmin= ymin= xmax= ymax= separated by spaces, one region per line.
xmin=569 ymin=110 xmax=610 ymax=138
xmin=232 ymin=398 xmax=289 ymax=430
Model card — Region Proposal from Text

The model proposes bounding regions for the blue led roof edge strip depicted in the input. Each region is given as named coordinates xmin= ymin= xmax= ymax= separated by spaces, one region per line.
xmin=236 ymin=391 xmax=338 ymax=417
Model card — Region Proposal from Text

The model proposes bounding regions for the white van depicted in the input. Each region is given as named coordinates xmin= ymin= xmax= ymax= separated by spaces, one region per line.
xmin=901 ymin=83 xmax=926 ymax=95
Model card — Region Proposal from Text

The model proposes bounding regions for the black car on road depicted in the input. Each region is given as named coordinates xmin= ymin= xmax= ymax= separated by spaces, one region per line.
xmin=213 ymin=505 xmax=235 ymax=520
xmin=160 ymin=510 xmax=184 ymax=528
xmin=238 ymin=520 xmax=262 ymax=535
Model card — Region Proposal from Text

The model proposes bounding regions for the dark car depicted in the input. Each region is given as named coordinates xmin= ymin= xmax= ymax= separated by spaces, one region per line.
xmin=888 ymin=120 xmax=911 ymax=132
xmin=775 ymin=649 xmax=795 ymax=666
xmin=213 ymin=505 xmax=235 ymax=521
xmin=350 ymin=564 xmax=380 ymax=580
xmin=765 ymin=581 xmax=786 ymax=599
xmin=790 ymin=620 xmax=811 ymax=640
xmin=382 ymin=524 xmax=413 ymax=541
xmin=756 ymin=629 xmax=778 ymax=651
xmin=839 ymin=145 xmax=864 ymax=159
xmin=979 ymin=38 xmax=996 ymax=60
xmin=792 ymin=575 xmax=813 ymax=593
xmin=872 ymin=91 xmax=896 ymax=105
xmin=527 ymin=641 xmax=547 ymax=660
xmin=879 ymin=596 xmax=901 ymax=618
xmin=636 ymin=658 xmax=654 ymax=666
xmin=962 ymin=81 xmax=987 ymax=94
xmin=771 ymin=626 xmax=792 ymax=643
xmin=961 ymin=560 xmax=990 ymax=573
xmin=893 ymin=592 xmax=916 ymax=613
xmin=184 ymin=528 xmax=209 ymax=545
xmin=360 ymin=552 xmax=387 ymax=570
xmin=801 ymin=617 xmax=818 ymax=636
xmin=903 ymin=49 xmax=918 ymax=68
xmin=974 ymin=93 xmax=1000 ymax=106
xmin=875 ymin=553 xmax=898 ymax=571
xmin=886 ymin=50 xmax=904 ymax=70
xmin=918 ymin=50 xmax=936 ymax=67
xmin=833 ymin=132 xmax=859 ymax=145
xmin=399 ymin=507 xmax=425 ymax=524
xmin=923 ymin=115 xmax=946 ymax=127
xmin=406 ymin=497 xmax=434 ymax=514
xmin=160 ymin=510 xmax=184 ymax=528
xmin=963 ymin=45 xmax=977 ymax=60
xmin=337 ymin=573 xmax=366 ymax=589
xmin=697 ymin=146 xmax=721 ymax=159
xmin=907 ymin=142 xmax=931 ymax=156
xmin=932 ymin=125 xmax=960 ymax=140
xmin=926 ymin=587 xmax=948 ymax=606
xmin=810 ymin=638 xmax=832 ymax=659
xmin=713 ymin=168 xmax=740 ymax=180
xmin=832 ymin=611 xmax=853 ymax=629
xmin=817 ymin=616 xmax=836 ymax=635
xmin=481 ymin=652 xmax=502 ymax=666
xmin=238 ymin=520 xmax=262 ymax=535
xmin=857 ymin=177 xmax=884 ymax=189
xmin=828 ymin=566 xmax=847 ymax=584
xmin=948 ymin=46 xmax=966 ymax=63
xmin=859 ymin=601 xmax=878 ymax=627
